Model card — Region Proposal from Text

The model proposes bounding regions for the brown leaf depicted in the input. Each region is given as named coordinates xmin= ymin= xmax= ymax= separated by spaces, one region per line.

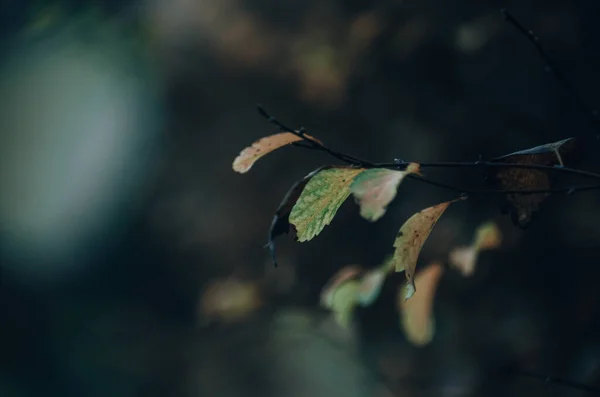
xmin=489 ymin=137 xmax=576 ymax=227
xmin=267 ymin=166 xmax=330 ymax=266
xmin=350 ymin=163 xmax=421 ymax=222
xmin=398 ymin=262 xmax=444 ymax=346
xmin=233 ymin=132 xmax=322 ymax=173
xmin=392 ymin=199 xmax=460 ymax=300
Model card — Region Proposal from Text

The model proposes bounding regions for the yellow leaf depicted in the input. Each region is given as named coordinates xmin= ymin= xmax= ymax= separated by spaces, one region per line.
xmin=449 ymin=221 xmax=502 ymax=277
xmin=398 ymin=262 xmax=444 ymax=346
xmin=448 ymin=246 xmax=478 ymax=277
xmin=290 ymin=167 xmax=364 ymax=242
xmin=351 ymin=163 xmax=421 ymax=222
xmin=392 ymin=199 xmax=459 ymax=300
xmin=232 ymin=132 xmax=322 ymax=173
xmin=474 ymin=221 xmax=502 ymax=251
xmin=199 ymin=277 xmax=262 ymax=324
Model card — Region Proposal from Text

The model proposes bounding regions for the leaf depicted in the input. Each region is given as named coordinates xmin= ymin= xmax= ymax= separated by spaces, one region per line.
xmin=328 ymin=281 xmax=361 ymax=329
xmin=320 ymin=260 xmax=392 ymax=329
xmin=199 ymin=277 xmax=262 ymax=324
xmin=392 ymin=198 xmax=461 ymax=300
xmin=232 ymin=132 xmax=322 ymax=173
xmin=290 ymin=166 xmax=365 ymax=242
xmin=356 ymin=267 xmax=388 ymax=306
xmin=449 ymin=221 xmax=502 ymax=277
xmin=489 ymin=137 xmax=576 ymax=228
xmin=474 ymin=221 xmax=502 ymax=251
xmin=320 ymin=265 xmax=362 ymax=309
xmin=350 ymin=163 xmax=421 ymax=222
xmin=266 ymin=166 xmax=330 ymax=266
xmin=398 ymin=262 xmax=444 ymax=346
xmin=492 ymin=137 xmax=576 ymax=165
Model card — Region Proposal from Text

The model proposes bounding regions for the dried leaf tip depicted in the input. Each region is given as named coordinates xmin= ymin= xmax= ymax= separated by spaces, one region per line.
xmin=232 ymin=132 xmax=323 ymax=173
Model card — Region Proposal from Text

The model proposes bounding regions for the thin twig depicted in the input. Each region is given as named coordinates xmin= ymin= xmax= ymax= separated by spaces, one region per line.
xmin=257 ymin=104 xmax=374 ymax=167
xmin=256 ymin=106 xmax=600 ymax=181
xmin=377 ymin=160 xmax=600 ymax=181
xmin=501 ymin=8 xmax=600 ymax=140
xmin=502 ymin=367 xmax=600 ymax=395
xmin=257 ymin=106 xmax=600 ymax=195
xmin=408 ymin=176 xmax=600 ymax=195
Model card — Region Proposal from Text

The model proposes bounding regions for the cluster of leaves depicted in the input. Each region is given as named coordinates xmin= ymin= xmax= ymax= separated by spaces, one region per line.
xmin=227 ymin=8 xmax=600 ymax=391
xmin=232 ymin=125 xmax=597 ymax=300
xmin=319 ymin=221 xmax=501 ymax=345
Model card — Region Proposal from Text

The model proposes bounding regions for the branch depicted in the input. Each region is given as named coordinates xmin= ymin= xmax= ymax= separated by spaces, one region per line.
xmin=376 ymin=160 xmax=600 ymax=181
xmin=501 ymin=8 xmax=600 ymax=141
xmin=257 ymin=104 xmax=374 ymax=166
xmin=256 ymin=106 xmax=600 ymax=196
xmin=501 ymin=366 xmax=600 ymax=395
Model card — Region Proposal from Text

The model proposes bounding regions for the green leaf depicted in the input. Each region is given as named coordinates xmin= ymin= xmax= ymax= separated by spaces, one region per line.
xmin=350 ymin=163 xmax=421 ymax=222
xmin=320 ymin=260 xmax=392 ymax=329
xmin=266 ymin=166 xmax=330 ymax=266
xmin=290 ymin=166 xmax=364 ymax=242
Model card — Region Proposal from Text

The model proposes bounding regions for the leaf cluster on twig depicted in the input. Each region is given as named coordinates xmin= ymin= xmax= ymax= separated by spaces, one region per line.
xmin=229 ymin=8 xmax=600 ymax=395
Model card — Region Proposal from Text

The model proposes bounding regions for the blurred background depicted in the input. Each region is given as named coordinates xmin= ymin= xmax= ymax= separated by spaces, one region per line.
xmin=1 ymin=0 xmax=600 ymax=396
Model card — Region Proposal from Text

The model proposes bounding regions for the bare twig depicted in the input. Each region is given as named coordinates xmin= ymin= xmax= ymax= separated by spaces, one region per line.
xmin=501 ymin=8 xmax=600 ymax=141
xmin=257 ymin=106 xmax=600 ymax=196
xmin=501 ymin=367 xmax=600 ymax=395
xmin=257 ymin=104 xmax=374 ymax=166
xmin=376 ymin=160 xmax=600 ymax=181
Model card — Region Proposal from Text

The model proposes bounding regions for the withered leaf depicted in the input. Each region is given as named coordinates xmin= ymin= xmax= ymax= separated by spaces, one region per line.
xmin=350 ymin=163 xmax=421 ymax=222
xmin=290 ymin=166 xmax=365 ymax=242
xmin=489 ymin=137 xmax=576 ymax=228
xmin=233 ymin=132 xmax=322 ymax=173
xmin=267 ymin=166 xmax=330 ymax=266
xmin=392 ymin=198 xmax=462 ymax=300
xmin=398 ymin=262 xmax=444 ymax=346
xmin=492 ymin=137 xmax=576 ymax=165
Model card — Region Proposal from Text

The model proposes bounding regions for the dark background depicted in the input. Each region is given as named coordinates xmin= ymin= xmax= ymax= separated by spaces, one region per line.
xmin=1 ymin=0 xmax=600 ymax=396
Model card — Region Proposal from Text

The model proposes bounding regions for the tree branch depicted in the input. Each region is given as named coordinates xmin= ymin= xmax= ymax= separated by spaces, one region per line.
xmin=501 ymin=366 xmax=600 ymax=395
xmin=256 ymin=105 xmax=600 ymax=196
xmin=501 ymin=8 xmax=600 ymax=141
